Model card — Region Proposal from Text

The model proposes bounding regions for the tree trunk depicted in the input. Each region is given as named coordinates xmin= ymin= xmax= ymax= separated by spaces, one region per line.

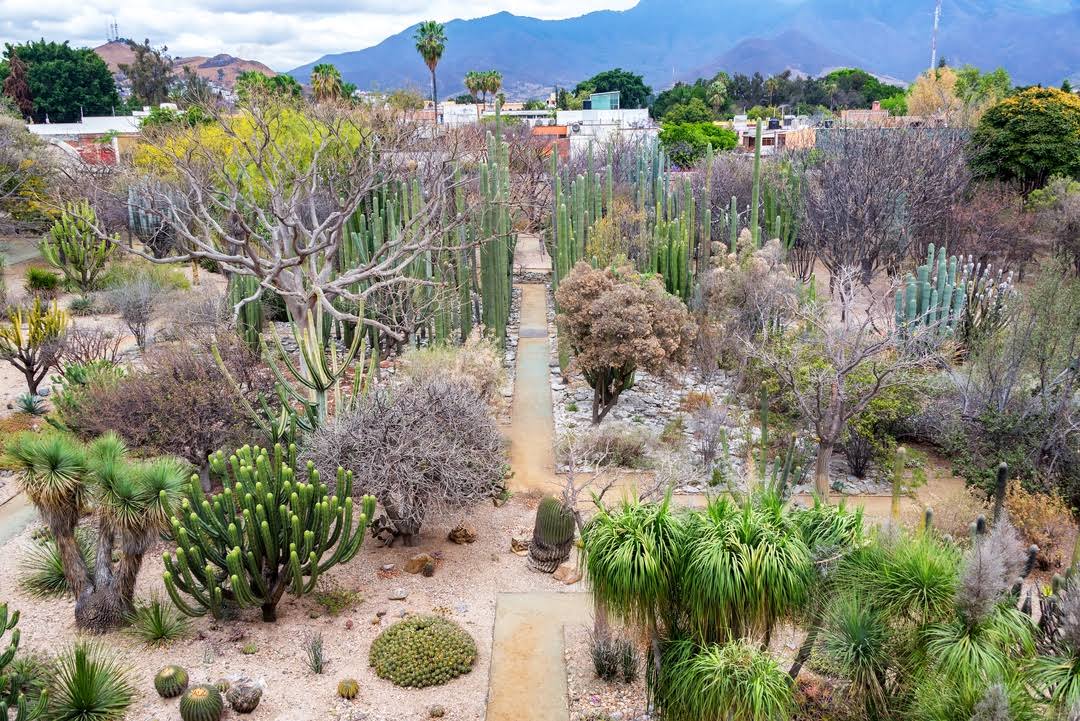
xmin=431 ymin=69 xmax=439 ymax=128
xmin=54 ymin=526 xmax=91 ymax=598
xmin=198 ymin=462 xmax=212 ymax=493
xmin=789 ymin=614 xmax=822 ymax=678
xmin=261 ymin=602 xmax=277 ymax=622
xmin=814 ymin=439 xmax=834 ymax=498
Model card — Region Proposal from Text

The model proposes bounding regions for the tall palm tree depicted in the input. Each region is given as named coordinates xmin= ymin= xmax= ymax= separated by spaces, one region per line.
xmin=484 ymin=70 xmax=503 ymax=110
xmin=464 ymin=71 xmax=483 ymax=121
xmin=414 ymin=21 xmax=446 ymax=127
xmin=310 ymin=63 xmax=343 ymax=103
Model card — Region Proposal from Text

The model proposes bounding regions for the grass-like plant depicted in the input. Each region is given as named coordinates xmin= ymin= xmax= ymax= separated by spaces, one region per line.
xmin=126 ymin=596 xmax=191 ymax=647
xmin=14 ymin=393 xmax=46 ymax=417
xmin=19 ymin=526 xmax=96 ymax=598
xmin=304 ymin=632 xmax=325 ymax=674
xmin=820 ymin=594 xmax=890 ymax=715
xmin=48 ymin=641 xmax=135 ymax=721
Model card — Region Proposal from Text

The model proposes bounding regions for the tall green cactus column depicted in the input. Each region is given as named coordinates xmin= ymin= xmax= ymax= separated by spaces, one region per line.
xmin=162 ymin=443 xmax=376 ymax=622
xmin=750 ymin=118 xmax=763 ymax=247
xmin=0 ymin=604 xmax=47 ymax=721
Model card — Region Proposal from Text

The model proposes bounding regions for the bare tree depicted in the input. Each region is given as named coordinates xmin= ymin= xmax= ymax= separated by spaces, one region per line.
xmin=803 ymin=128 xmax=969 ymax=285
xmin=751 ymin=267 xmax=936 ymax=496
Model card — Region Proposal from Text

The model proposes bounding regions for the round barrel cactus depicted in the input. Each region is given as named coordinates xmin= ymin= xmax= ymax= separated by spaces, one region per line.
xmin=154 ymin=665 xmax=189 ymax=698
xmin=179 ymin=684 xmax=223 ymax=721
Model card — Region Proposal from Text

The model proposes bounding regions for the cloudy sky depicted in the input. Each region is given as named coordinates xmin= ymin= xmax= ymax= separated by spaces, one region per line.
xmin=0 ymin=0 xmax=638 ymax=71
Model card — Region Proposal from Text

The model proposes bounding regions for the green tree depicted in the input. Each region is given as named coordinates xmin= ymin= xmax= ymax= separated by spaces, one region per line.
xmin=413 ymin=20 xmax=446 ymax=126
xmin=119 ymin=39 xmax=174 ymax=106
xmin=969 ymin=86 xmax=1080 ymax=194
xmin=387 ymin=87 xmax=425 ymax=116
xmin=1 ymin=51 xmax=32 ymax=120
xmin=574 ymin=68 xmax=651 ymax=109
xmin=310 ymin=63 xmax=343 ymax=102
xmin=651 ymin=81 xmax=707 ymax=119
xmin=235 ymin=71 xmax=301 ymax=102
xmin=659 ymin=122 xmax=736 ymax=168
xmin=663 ymin=97 xmax=713 ymax=124
xmin=954 ymin=65 xmax=1011 ymax=110
xmin=0 ymin=40 xmax=120 ymax=123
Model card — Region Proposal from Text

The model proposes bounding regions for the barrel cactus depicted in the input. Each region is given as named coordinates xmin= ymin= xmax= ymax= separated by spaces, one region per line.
xmin=153 ymin=665 xmax=189 ymax=698
xmin=527 ymin=496 xmax=576 ymax=573
xmin=337 ymin=678 xmax=359 ymax=700
xmin=179 ymin=684 xmax=223 ymax=721
xmin=226 ymin=679 xmax=262 ymax=714
xmin=369 ymin=615 xmax=477 ymax=688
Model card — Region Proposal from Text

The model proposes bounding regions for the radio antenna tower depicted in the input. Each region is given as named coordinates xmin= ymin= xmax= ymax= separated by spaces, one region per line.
xmin=107 ymin=18 xmax=120 ymax=42
xmin=929 ymin=0 xmax=942 ymax=70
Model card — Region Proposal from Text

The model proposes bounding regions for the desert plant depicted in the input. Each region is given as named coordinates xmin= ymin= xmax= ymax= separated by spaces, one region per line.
xmin=23 ymin=267 xmax=61 ymax=300
xmin=225 ymin=679 xmax=261 ymax=714
xmin=49 ymin=641 xmax=135 ymax=721
xmin=179 ymin=684 xmax=223 ymax=721
xmin=127 ymin=596 xmax=190 ymax=647
xmin=7 ymin=433 xmax=187 ymax=630
xmin=589 ymin=631 xmax=638 ymax=683
xmin=153 ymin=665 xmax=189 ymax=698
xmin=103 ymin=277 xmax=164 ymax=348
xmin=304 ymin=378 xmax=505 ymax=546
xmin=369 ymin=615 xmax=477 ymax=688
xmin=18 ymin=526 xmax=95 ymax=598
xmin=336 ymin=678 xmax=359 ymax=700
xmin=1005 ymin=481 xmax=1075 ymax=571
xmin=304 ymin=632 xmax=326 ymax=674
xmin=40 ymin=200 xmax=116 ymax=296
xmin=14 ymin=393 xmax=45 ymax=416
xmin=400 ymin=330 xmax=505 ymax=404
xmin=67 ymin=296 xmax=95 ymax=316
xmin=60 ymin=327 xmax=123 ymax=365
xmin=313 ymin=582 xmax=362 ymax=616
xmin=0 ymin=298 xmax=68 ymax=395
xmin=556 ymin=262 xmax=695 ymax=423
xmin=162 ymin=443 xmax=376 ymax=622
xmin=0 ymin=602 xmax=49 ymax=721
xmin=528 ymin=496 xmax=576 ymax=573
xmin=557 ymin=423 xmax=652 ymax=469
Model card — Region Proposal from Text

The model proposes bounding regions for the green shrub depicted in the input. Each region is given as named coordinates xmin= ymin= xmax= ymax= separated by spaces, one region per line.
xmin=67 ymin=296 xmax=96 ymax=316
xmin=23 ymin=267 xmax=61 ymax=299
xmin=369 ymin=615 xmax=477 ymax=688
xmin=98 ymin=259 xmax=189 ymax=292
xmin=49 ymin=641 xmax=135 ymax=721
xmin=313 ymin=583 xmax=362 ymax=616
xmin=127 ymin=596 xmax=190 ymax=647
xmin=19 ymin=526 xmax=96 ymax=598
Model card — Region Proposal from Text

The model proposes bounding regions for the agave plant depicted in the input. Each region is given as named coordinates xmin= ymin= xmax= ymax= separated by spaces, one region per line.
xmin=19 ymin=526 xmax=96 ymax=598
xmin=49 ymin=641 xmax=134 ymax=721
xmin=126 ymin=596 xmax=190 ymax=647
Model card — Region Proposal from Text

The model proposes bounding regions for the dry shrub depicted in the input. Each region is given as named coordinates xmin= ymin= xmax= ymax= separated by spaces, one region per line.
xmin=557 ymin=423 xmax=652 ymax=469
xmin=62 ymin=326 xmax=124 ymax=365
xmin=585 ymin=198 xmax=647 ymax=267
xmin=679 ymin=391 xmax=713 ymax=413
xmin=399 ymin=330 xmax=505 ymax=404
xmin=1005 ymin=481 xmax=1076 ymax=570
xmin=927 ymin=486 xmax=990 ymax=540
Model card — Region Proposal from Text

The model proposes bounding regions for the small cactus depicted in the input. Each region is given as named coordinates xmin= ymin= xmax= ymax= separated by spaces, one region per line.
xmin=993 ymin=461 xmax=1008 ymax=523
xmin=179 ymin=684 xmax=224 ymax=721
xmin=337 ymin=678 xmax=360 ymax=700
xmin=154 ymin=665 xmax=189 ymax=698
xmin=226 ymin=679 xmax=262 ymax=714
xmin=241 ymin=642 xmax=258 ymax=655
xmin=924 ymin=507 xmax=934 ymax=533
xmin=527 ymin=496 xmax=576 ymax=573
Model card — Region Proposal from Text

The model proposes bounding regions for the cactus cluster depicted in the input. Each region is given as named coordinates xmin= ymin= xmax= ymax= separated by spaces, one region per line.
xmin=528 ymin=496 xmax=576 ymax=573
xmin=226 ymin=678 xmax=262 ymax=713
xmin=336 ymin=678 xmax=360 ymax=700
xmin=0 ymin=604 xmax=47 ymax=721
xmin=154 ymin=664 xmax=190 ymax=698
xmin=162 ymin=443 xmax=377 ymax=622
xmin=40 ymin=200 xmax=116 ymax=295
xmin=369 ymin=615 xmax=477 ymax=688
xmin=179 ymin=684 xmax=224 ymax=721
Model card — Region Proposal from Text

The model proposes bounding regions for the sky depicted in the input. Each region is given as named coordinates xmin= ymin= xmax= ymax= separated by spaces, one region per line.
xmin=0 ymin=0 xmax=639 ymax=71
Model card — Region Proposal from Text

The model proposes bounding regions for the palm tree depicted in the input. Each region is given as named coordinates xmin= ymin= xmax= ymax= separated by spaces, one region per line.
xmin=7 ymin=432 xmax=185 ymax=631
xmin=464 ymin=71 xmax=483 ymax=120
xmin=310 ymin=63 xmax=343 ymax=103
xmin=483 ymin=70 xmax=503 ymax=110
xmin=414 ymin=20 xmax=446 ymax=126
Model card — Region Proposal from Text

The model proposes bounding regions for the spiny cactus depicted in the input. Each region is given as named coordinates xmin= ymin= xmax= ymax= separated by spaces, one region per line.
xmin=226 ymin=678 xmax=262 ymax=713
xmin=179 ymin=684 xmax=223 ymax=721
xmin=162 ymin=443 xmax=377 ymax=622
xmin=337 ymin=678 xmax=359 ymax=700
xmin=891 ymin=446 xmax=907 ymax=523
xmin=227 ymin=274 xmax=263 ymax=354
xmin=992 ymin=461 xmax=1008 ymax=523
xmin=153 ymin=665 xmax=189 ymax=698
xmin=39 ymin=200 xmax=116 ymax=296
xmin=750 ymin=118 xmax=763 ymax=247
xmin=0 ymin=603 xmax=47 ymax=721
xmin=528 ymin=496 xmax=576 ymax=573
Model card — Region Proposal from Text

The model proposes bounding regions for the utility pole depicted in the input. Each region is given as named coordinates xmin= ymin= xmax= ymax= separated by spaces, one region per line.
xmin=930 ymin=0 xmax=942 ymax=70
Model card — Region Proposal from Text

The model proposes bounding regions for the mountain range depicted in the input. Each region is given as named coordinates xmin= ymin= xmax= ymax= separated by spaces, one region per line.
xmin=287 ymin=0 xmax=1080 ymax=99
xmin=94 ymin=40 xmax=276 ymax=91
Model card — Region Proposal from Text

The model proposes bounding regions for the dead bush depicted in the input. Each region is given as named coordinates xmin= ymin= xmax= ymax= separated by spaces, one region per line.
xmin=399 ymin=329 xmax=505 ymax=404
xmin=556 ymin=423 xmax=652 ymax=469
xmin=1005 ymin=481 xmax=1076 ymax=571
xmin=62 ymin=326 xmax=124 ymax=365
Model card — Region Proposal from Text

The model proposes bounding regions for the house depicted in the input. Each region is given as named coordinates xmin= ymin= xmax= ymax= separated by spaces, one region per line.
xmin=731 ymin=114 xmax=815 ymax=155
xmin=840 ymin=100 xmax=892 ymax=126
xmin=530 ymin=125 xmax=570 ymax=160
xmin=25 ymin=114 xmax=142 ymax=165
xmin=555 ymin=92 xmax=657 ymax=156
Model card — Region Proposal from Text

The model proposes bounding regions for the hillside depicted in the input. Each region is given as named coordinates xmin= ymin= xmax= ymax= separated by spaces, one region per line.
xmin=94 ymin=41 xmax=275 ymax=90
xmin=287 ymin=0 xmax=1079 ymax=98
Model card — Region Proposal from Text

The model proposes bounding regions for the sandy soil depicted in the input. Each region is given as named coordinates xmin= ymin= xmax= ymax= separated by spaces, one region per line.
xmin=0 ymin=495 xmax=565 ymax=721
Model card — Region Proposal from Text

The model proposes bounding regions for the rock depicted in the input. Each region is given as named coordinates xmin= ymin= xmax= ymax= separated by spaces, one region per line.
xmin=428 ymin=706 xmax=446 ymax=718
xmin=510 ymin=537 xmax=530 ymax=555
xmin=421 ymin=559 xmax=436 ymax=577
xmin=552 ymin=562 xmax=582 ymax=585
xmin=388 ymin=588 xmax=408 ymax=601
xmin=447 ymin=523 xmax=477 ymax=544
xmin=37 ymin=387 xmax=50 ymax=397
xmin=404 ymin=553 xmax=434 ymax=574
xmin=380 ymin=563 xmax=395 ymax=572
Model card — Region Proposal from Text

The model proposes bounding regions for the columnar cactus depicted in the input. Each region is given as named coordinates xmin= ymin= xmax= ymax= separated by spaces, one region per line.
xmin=528 ymin=496 xmax=576 ymax=573
xmin=162 ymin=443 xmax=376 ymax=622
xmin=40 ymin=200 xmax=116 ymax=296
xmin=0 ymin=603 xmax=47 ymax=721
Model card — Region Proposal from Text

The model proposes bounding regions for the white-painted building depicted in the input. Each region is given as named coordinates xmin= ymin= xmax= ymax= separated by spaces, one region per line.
xmin=554 ymin=108 xmax=656 ymax=156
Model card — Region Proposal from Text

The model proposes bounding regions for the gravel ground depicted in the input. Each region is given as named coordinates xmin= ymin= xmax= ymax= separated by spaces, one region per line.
xmin=0 ymin=495 xmax=561 ymax=721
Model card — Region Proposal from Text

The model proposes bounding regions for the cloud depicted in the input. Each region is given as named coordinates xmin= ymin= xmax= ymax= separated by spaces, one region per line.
xmin=0 ymin=0 xmax=639 ymax=70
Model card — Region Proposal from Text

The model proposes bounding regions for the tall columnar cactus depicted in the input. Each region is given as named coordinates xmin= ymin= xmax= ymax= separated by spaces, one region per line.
xmin=891 ymin=446 xmax=906 ymax=523
xmin=40 ymin=200 xmax=116 ymax=296
xmin=728 ymin=196 xmax=739 ymax=253
xmin=0 ymin=604 xmax=47 ymax=721
xmin=993 ymin=461 xmax=1008 ymax=523
xmin=227 ymin=274 xmax=264 ymax=354
xmin=162 ymin=443 xmax=377 ymax=622
xmin=478 ymin=101 xmax=516 ymax=347
xmin=749 ymin=118 xmax=763 ymax=248
xmin=528 ymin=496 xmax=576 ymax=573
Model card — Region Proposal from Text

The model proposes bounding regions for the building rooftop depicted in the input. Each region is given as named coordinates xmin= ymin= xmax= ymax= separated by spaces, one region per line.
xmin=26 ymin=115 xmax=141 ymax=137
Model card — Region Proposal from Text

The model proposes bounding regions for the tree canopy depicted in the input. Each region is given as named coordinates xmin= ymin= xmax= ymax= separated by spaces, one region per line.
xmin=574 ymin=68 xmax=651 ymax=109
xmin=659 ymin=122 xmax=736 ymax=168
xmin=0 ymin=40 xmax=120 ymax=123
xmin=969 ymin=86 xmax=1080 ymax=194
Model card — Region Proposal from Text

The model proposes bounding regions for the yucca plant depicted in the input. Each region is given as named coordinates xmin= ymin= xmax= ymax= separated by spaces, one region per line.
xmin=6 ymin=432 xmax=187 ymax=631
xmin=126 ymin=596 xmax=191 ymax=647
xmin=19 ymin=526 xmax=96 ymax=598
xmin=1031 ymin=578 xmax=1080 ymax=711
xmin=48 ymin=641 xmax=134 ymax=721
xmin=14 ymin=393 xmax=46 ymax=417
